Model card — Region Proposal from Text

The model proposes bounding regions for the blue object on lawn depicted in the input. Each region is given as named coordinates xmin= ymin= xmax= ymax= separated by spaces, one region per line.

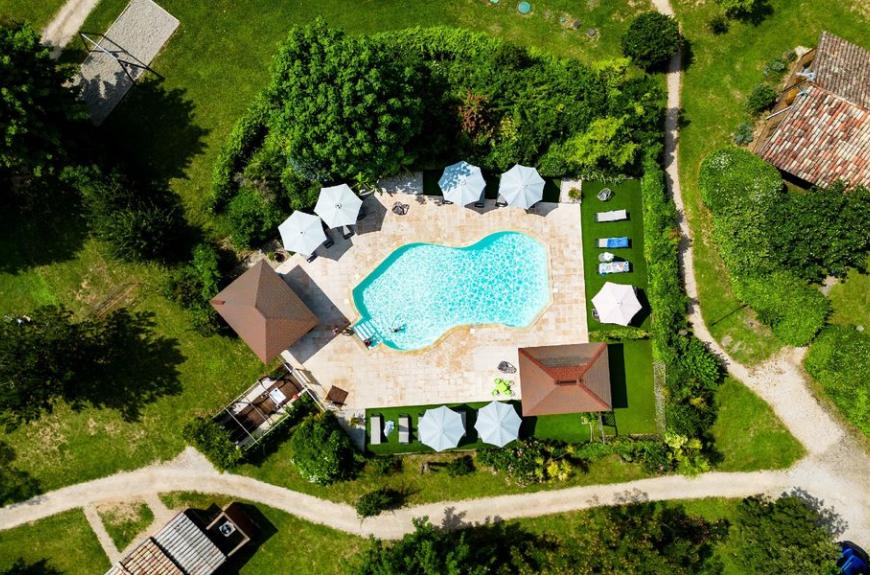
xmin=518 ymin=1 xmax=532 ymax=14
xmin=598 ymin=237 xmax=630 ymax=249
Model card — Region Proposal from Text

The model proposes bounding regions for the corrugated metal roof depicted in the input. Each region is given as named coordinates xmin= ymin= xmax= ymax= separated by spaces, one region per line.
xmin=152 ymin=512 xmax=226 ymax=575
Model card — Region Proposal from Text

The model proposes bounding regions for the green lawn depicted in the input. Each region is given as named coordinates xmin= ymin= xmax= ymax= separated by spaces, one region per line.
xmin=0 ymin=510 xmax=110 ymax=574
xmin=828 ymin=256 xmax=870 ymax=328
xmin=712 ymin=377 xmax=804 ymax=471
xmin=97 ymin=501 xmax=154 ymax=552
xmin=580 ymin=179 xmax=650 ymax=336
xmin=672 ymin=0 xmax=869 ymax=364
xmin=158 ymin=492 xmax=363 ymax=575
xmin=0 ymin=0 xmax=65 ymax=29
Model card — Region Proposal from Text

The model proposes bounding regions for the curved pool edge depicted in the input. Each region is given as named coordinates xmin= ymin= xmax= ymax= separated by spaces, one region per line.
xmin=350 ymin=230 xmax=554 ymax=353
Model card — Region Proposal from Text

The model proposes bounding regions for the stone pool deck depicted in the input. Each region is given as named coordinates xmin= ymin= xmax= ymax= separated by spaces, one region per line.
xmin=276 ymin=188 xmax=587 ymax=423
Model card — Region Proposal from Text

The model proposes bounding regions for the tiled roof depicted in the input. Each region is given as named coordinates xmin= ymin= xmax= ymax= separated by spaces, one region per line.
xmin=814 ymin=31 xmax=870 ymax=108
xmin=518 ymin=343 xmax=612 ymax=416
xmin=757 ymin=87 xmax=870 ymax=188
xmin=112 ymin=539 xmax=184 ymax=575
xmin=756 ymin=32 xmax=870 ymax=188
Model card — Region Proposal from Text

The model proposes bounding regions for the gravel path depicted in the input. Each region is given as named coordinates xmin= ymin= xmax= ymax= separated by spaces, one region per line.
xmin=41 ymin=0 xmax=101 ymax=58
xmin=83 ymin=505 xmax=121 ymax=564
xmin=0 ymin=0 xmax=866 ymax=552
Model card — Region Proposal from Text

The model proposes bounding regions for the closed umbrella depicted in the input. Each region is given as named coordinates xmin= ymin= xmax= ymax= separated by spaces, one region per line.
xmin=475 ymin=401 xmax=522 ymax=447
xmin=315 ymin=184 xmax=362 ymax=229
xmin=418 ymin=406 xmax=465 ymax=451
xmin=439 ymin=161 xmax=486 ymax=206
xmin=498 ymin=164 xmax=544 ymax=209
xmin=278 ymin=212 xmax=326 ymax=257
xmin=591 ymin=282 xmax=642 ymax=326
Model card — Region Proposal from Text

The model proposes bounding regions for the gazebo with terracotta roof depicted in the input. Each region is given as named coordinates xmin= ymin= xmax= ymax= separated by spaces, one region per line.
xmin=210 ymin=260 xmax=318 ymax=363
xmin=518 ymin=343 xmax=612 ymax=416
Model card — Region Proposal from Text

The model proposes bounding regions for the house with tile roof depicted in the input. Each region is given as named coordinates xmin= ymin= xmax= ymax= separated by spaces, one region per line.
xmin=753 ymin=31 xmax=870 ymax=188
xmin=518 ymin=343 xmax=612 ymax=416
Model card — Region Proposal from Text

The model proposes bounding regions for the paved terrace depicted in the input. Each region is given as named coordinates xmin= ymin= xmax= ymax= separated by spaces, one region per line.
xmin=277 ymin=184 xmax=586 ymax=418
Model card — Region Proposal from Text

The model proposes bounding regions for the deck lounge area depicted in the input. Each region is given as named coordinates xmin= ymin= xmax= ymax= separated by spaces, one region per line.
xmin=214 ymin=368 xmax=307 ymax=449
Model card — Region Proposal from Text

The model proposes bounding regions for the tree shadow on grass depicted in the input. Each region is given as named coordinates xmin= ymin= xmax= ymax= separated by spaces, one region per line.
xmin=1 ymin=559 xmax=62 ymax=575
xmin=99 ymin=78 xmax=209 ymax=187
xmin=0 ymin=441 xmax=41 ymax=505
xmin=71 ymin=309 xmax=184 ymax=422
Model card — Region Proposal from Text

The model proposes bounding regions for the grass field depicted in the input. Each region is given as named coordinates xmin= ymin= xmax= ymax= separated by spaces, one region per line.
xmin=97 ymin=501 xmax=154 ymax=551
xmin=580 ymin=179 xmax=650 ymax=336
xmin=0 ymin=510 xmax=110 ymax=574
xmin=828 ymin=256 xmax=870 ymax=329
xmin=672 ymin=0 xmax=869 ymax=364
xmin=0 ymin=0 xmax=65 ymax=29
xmin=712 ymin=377 xmax=804 ymax=471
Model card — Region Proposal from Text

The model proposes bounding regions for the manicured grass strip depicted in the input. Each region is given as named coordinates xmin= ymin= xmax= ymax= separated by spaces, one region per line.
xmin=159 ymin=492 xmax=363 ymax=575
xmin=0 ymin=0 xmax=66 ymax=29
xmin=0 ymin=510 xmax=110 ymax=574
xmin=828 ymin=256 xmax=870 ymax=328
xmin=609 ymin=339 xmax=657 ymax=435
xmin=580 ymin=179 xmax=650 ymax=335
xmin=97 ymin=501 xmax=155 ymax=552
xmin=712 ymin=377 xmax=804 ymax=471
xmin=672 ymin=0 xmax=868 ymax=364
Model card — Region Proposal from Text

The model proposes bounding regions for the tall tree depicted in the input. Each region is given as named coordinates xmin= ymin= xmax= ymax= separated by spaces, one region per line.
xmin=731 ymin=495 xmax=840 ymax=574
xmin=268 ymin=19 xmax=422 ymax=187
xmin=0 ymin=21 xmax=86 ymax=207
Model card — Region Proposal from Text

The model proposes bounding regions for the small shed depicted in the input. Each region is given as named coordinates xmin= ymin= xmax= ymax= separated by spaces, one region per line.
xmin=211 ymin=261 xmax=318 ymax=363
xmin=518 ymin=343 xmax=612 ymax=416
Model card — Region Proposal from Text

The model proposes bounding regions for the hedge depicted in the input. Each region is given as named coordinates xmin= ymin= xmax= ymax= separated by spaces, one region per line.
xmin=733 ymin=271 xmax=829 ymax=346
xmin=210 ymin=95 xmax=271 ymax=212
xmin=182 ymin=417 xmax=243 ymax=470
xmin=805 ymin=326 xmax=870 ymax=437
xmin=641 ymin=151 xmax=723 ymax=459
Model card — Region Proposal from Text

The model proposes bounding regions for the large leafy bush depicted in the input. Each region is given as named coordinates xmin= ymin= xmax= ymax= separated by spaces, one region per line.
xmin=805 ymin=326 xmax=870 ymax=436
xmin=621 ymin=12 xmax=682 ymax=70
xmin=290 ymin=412 xmax=357 ymax=484
xmin=183 ymin=416 xmax=243 ymax=470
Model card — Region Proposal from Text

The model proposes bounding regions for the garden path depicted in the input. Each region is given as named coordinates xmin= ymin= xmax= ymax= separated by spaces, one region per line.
xmin=0 ymin=0 xmax=867 ymax=553
xmin=41 ymin=0 xmax=100 ymax=58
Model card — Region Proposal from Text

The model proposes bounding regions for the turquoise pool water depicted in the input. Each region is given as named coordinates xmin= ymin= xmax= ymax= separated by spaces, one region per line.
xmin=353 ymin=231 xmax=549 ymax=350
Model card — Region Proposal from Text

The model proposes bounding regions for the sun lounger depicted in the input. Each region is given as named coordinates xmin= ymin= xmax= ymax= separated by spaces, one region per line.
xmin=597 ymin=237 xmax=629 ymax=249
xmin=370 ymin=415 xmax=383 ymax=446
xmin=474 ymin=191 xmax=485 ymax=208
xmin=495 ymin=195 xmax=508 ymax=207
xmin=596 ymin=209 xmax=628 ymax=222
xmin=459 ymin=410 xmax=467 ymax=437
xmin=341 ymin=225 xmax=354 ymax=239
xmin=598 ymin=261 xmax=630 ymax=275
xmin=398 ymin=415 xmax=410 ymax=444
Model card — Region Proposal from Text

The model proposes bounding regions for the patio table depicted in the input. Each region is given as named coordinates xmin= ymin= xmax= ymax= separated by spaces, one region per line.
xmin=326 ymin=385 xmax=349 ymax=406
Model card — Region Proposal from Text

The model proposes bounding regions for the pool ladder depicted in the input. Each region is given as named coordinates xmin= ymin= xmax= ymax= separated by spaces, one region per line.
xmin=354 ymin=320 xmax=381 ymax=348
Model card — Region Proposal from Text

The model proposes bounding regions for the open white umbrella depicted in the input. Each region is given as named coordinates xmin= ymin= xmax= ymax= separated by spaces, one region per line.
xmin=591 ymin=282 xmax=642 ymax=326
xmin=475 ymin=401 xmax=522 ymax=447
xmin=314 ymin=184 xmax=362 ymax=229
xmin=418 ymin=406 xmax=465 ymax=452
xmin=498 ymin=164 xmax=544 ymax=209
xmin=278 ymin=212 xmax=326 ymax=257
xmin=438 ymin=161 xmax=486 ymax=206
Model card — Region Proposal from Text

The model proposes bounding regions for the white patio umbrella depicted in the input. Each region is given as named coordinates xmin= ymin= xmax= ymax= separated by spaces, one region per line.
xmin=314 ymin=184 xmax=362 ymax=229
xmin=591 ymin=282 xmax=642 ymax=326
xmin=278 ymin=212 xmax=326 ymax=257
xmin=498 ymin=164 xmax=545 ymax=209
xmin=475 ymin=401 xmax=522 ymax=447
xmin=418 ymin=406 xmax=465 ymax=452
xmin=438 ymin=161 xmax=486 ymax=206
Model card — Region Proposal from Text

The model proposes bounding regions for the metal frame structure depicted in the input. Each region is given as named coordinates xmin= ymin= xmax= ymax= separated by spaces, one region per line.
xmin=77 ymin=31 xmax=161 ymax=83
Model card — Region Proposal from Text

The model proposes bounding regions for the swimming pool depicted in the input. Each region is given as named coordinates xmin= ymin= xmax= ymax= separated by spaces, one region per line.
xmin=353 ymin=231 xmax=549 ymax=350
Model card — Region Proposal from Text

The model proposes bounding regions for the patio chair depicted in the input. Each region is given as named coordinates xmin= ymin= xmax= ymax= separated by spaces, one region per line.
xmin=597 ymin=237 xmax=630 ymax=249
xmin=459 ymin=410 xmax=467 ymax=437
xmin=598 ymin=261 xmax=631 ymax=275
xmin=597 ymin=187 xmax=614 ymax=201
xmin=495 ymin=194 xmax=508 ymax=207
xmin=596 ymin=209 xmax=628 ymax=223
xmin=341 ymin=225 xmax=354 ymax=240
xmin=306 ymin=253 xmax=318 ymax=263
xmin=370 ymin=415 xmax=383 ymax=446
xmin=322 ymin=227 xmax=335 ymax=249
xmin=398 ymin=415 xmax=410 ymax=444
